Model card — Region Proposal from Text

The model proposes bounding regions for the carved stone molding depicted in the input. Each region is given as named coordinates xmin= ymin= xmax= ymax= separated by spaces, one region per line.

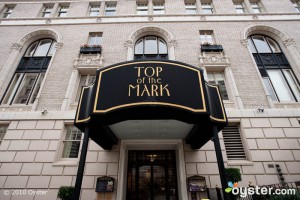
xmin=200 ymin=16 xmax=206 ymax=21
xmin=240 ymin=39 xmax=249 ymax=48
xmin=124 ymin=40 xmax=134 ymax=48
xmin=148 ymin=16 xmax=153 ymax=21
xmin=168 ymin=39 xmax=177 ymax=48
xmin=74 ymin=54 xmax=103 ymax=69
xmin=244 ymin=25 xmax=288 ymax=41
xmin=283 ymin=38 xmax=295 ymax=47
xmin=55 ymin=42 xmax=63 ymax=50
xmin=199 ymin=52 xmax=230 ymax=67
xmin=19 ymin=28 xmax=63 ymax=45
xmin=96 ymin=18 xmax=102 ymax=23
xmin=252 ymin=15 xmax=258 ymax=20
xmin=45 ymin=19 xmax=51 ymax=24
xmin=10 ymin=43 xmax=23 ymax=51
xmin=129 ymin=26 xmax=174 ymax=43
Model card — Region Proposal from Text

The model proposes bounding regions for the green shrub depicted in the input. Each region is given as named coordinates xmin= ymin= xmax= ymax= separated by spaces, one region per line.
xmin=225 ymin=168 xmax=242 ymax=183
xmin=57 ymin=186 xmax=74 ymax=200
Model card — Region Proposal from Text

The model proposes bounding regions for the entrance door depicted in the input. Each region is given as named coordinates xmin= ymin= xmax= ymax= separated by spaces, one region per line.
xmin=127 ymin=150 xmax=178 ymax=200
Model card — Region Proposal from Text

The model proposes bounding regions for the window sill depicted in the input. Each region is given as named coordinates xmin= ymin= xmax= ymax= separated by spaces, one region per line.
xmin=52 ymin=160 xmax=79 ymax=166
xmin=227 ymin=160 xmax=253 ymax=166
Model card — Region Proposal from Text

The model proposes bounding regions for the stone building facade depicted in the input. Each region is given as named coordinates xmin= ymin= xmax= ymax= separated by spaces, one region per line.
xmin=0 ymin=0 xmax=300 ymax=199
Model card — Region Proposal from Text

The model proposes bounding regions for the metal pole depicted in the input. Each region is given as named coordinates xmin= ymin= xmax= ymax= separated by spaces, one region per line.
xmin=212 ymin=126 xmax=231 ymax=200
xmin=72 ymin=127 xmax=90 ymax=200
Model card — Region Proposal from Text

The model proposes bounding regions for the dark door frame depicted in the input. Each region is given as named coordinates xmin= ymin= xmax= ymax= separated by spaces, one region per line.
xmin=126 ymin=150 xmax=178 ymax=200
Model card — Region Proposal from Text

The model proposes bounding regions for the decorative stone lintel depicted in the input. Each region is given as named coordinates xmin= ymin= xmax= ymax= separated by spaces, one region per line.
xmin=199 ymin=52 xmax=230 ymax=66
xmin=283 ymin=38 xmax=295 ymax=47
xmin=74 ymin=54 xmax=103 ymax=68
xmin=10 ymin=43 xmax=23 ymax=51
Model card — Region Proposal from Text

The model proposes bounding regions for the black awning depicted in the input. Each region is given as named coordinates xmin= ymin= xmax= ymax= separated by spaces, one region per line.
xmin=74 ymin=60 xmax=227 ymax=150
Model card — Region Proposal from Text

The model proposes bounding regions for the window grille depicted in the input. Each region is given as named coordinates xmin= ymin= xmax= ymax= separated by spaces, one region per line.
xmin=222 ymin=125 xmax=247 ymax=160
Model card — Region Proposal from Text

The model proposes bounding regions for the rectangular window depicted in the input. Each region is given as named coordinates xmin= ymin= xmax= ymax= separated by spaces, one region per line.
xmin=222 ymin=125 xmax=247 ymax=160
xmin=185 ymin=3 xmax=197 ymax=14
xmin=153 ymin=3 xmax=165 ymax=14
xmin=200 ymin=30 xmax=214 ymax=44
xmin=89 ymin=33 xmax=103 ymax=46
xmin=41 ymin=5 xmax=53 ymax=17
xmin=137 ymin=3 xmax=148 ymax=15
xmin=201 ymin=3 xmax=214 ymax=14
xmin=291 ymin=1 xmax=300 ymax=12
xmin=61 ymin=126 xmax=83 ymax=158
xmin=89 ymin=4 xmax=100 ymax=16
xmin=58 ymin=5 xmax=69 ymax=17
xmin=76 ymin=74 xmax=96 ymax=102
xmin=250 ymin=2 xmax=262 ymax=13
xmin=207 ymin=72 xmax=229 ymax=100
xmin=0 ymin=126 xmax=8 ymax=145
xmin=2 ymin=5 xmax=14 ymax=18
xmin=105 ymin=2 xmax=117 ymax=16
xmin=234 ymin=2 xmax=246 ymax=13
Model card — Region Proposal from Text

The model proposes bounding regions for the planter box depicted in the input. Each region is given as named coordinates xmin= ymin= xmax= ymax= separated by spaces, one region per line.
xmin=201 ymin=45 xmax=223 ymax=52
xmin=80 ymin=47 xmax=102 ymax=54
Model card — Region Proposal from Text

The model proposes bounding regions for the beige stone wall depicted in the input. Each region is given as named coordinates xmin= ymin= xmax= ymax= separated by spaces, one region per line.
xmin=0 ymin=0 xmax=300 ymax=199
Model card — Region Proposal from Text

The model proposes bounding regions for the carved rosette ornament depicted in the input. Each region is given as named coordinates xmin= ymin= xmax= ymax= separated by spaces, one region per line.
xmin=10 ymin=43 xmax=23 ymax=51
xmin=199 ymin=52 xmax=230 ymax=67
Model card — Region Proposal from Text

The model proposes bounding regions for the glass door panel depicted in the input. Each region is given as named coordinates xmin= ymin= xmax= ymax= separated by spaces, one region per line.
xmin=153 ymin=165 xmax=166 ymax=200
xmin=139 ymin=165 xmax=151 ymax=200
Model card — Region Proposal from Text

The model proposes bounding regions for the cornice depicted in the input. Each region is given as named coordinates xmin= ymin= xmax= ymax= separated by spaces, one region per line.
xmin=0 ymin=13 xmax=299 ymax=26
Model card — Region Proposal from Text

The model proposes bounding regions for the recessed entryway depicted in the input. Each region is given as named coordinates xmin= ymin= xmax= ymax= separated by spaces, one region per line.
xmin=126 ymin=150 xmax=178 ymax=200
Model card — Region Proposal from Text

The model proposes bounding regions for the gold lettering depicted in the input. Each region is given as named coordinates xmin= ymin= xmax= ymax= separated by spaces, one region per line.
xmin=144 ymin=67 xmax=155 ymax=77
xmin=151 ymin=84 xmax=159 ymax=96
xmin=160 ymin=84 xmax=170 ymax=96
xmin=141 ymin=85 xmax=151 ymax=96
xmin=156 ymin=67 xmax=162 ymax=77
xmin=156 ymin=78 xmax=161 ymax=84
xmin=134 ymin=67 xmax=144 ymax=77
xmin=128 ymin=85 xmax=140 ymax=96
